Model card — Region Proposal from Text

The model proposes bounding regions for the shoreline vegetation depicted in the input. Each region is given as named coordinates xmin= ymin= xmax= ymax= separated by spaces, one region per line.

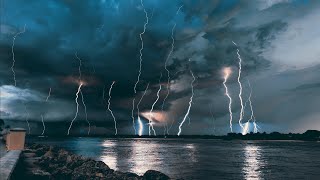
xmin=28 ymin=130 xmax=320 ymax=141
xmin=12 ymin=143 xmax=172 ymax=180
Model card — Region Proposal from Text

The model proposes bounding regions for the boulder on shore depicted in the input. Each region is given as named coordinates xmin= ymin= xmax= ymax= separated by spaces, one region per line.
xmin=24 ymin=143 xmax=173 ymax=180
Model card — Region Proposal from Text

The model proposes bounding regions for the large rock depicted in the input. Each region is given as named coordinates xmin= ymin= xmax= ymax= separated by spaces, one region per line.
xmin=143 ymin=170 xmax=170 ymax=180
xmin=27 ymin=144 xmax=171 ymax=180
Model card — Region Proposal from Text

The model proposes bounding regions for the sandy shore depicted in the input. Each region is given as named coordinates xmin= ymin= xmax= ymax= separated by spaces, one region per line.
xmin=12 ymin=143 xmax=173 ymax=180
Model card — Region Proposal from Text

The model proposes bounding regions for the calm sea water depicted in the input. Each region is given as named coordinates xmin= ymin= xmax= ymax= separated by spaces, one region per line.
xmin=29 ymin=138 xmax=320 ymax=180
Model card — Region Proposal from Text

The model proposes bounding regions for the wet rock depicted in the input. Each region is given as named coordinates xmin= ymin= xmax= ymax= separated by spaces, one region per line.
xmin=143 ymin=170 xmax=170 ymax=180
xmin=26 ymin=144 xmax=171 ymax=180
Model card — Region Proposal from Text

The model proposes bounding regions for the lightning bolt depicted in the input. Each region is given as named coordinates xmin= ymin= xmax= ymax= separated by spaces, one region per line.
xmin=67 ymin=52 xmax=84 ymax=135
xmin=247 ymin=79 xmax=259 ymax=133
xmin=176 ymin=5 xmax=184 ymax=15
xmin=161 ymin=5 xmax=181 ymax=117
xmin=80 ymin=90 xmax=90 ymax=135
xmin=40 ymin=87 xmax=52 ymax=136
xmin=137 ymin=116 xmax=143 ymax=137
xmin=177 ymin=70 xmax=195 ymax=136
xmin=46 ymin=87 xmax=51 ymax=102
xmin=41 ymin=115 xmax=45 ymax=136
xmin=232 ymin=41 xmax=245 ymax=131
xmin=148 ymin=73 xmax=162 ymax=136
xmin=242 ymin=121 xmax=249 ymax=135
xmin=134 ymin=0 xmax=149 ymax=93
xmin=108 ymin=81 xmax=117 ymax=135
xmin=137 ymin=83 xmax=150 ymax=136
xmin=23 ymin=104 xmax=30 ymax=134
xmin=161 ymin=23 xmax=176 ymax=113
xmin=75 ymin=52 xmax=82 ymax=80
xmin=11 ymin=24 xmax=26 ymax=86
xmin=210 ymin=104 xmax=216 ymax=135
xmin=223 ymin=67 xmax=233 ymax=132
xmin=131 ymin=98 xmax=137 ymax=135
xmin=168 ymin=111 xmax=178 ymax=134
xmin=67 ymin=82 xmax=83 ymax=135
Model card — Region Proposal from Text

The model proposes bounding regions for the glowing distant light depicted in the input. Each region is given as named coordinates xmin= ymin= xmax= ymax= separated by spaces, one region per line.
xmin=242 ymin=122 xmax=250 ymax=135
xmin=223 ymin=67 xmax=232 ymax=79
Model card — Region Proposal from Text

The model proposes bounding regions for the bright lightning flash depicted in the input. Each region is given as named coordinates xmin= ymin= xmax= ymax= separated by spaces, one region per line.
xmin=137 ymin=83 xmax=150 ymax=136
xmin=242 ymin=121 xmax=250 ymax=135
xmin=223 ymin=67 xmax=233 ymax=132
xmin=67 ymin=82 xmax=83 ymax=135
xmin=148 ymin=73 xmax=162 ymax=136
xmin=108 ymin=81 xmax=117 ymax=135
xmin=138 ymin=116 xmax=143 ymax=136
xmin=67 ymin=52 xmax=85 ymax=135
xmin=232 ymin=41 xmax=245 ymax=131
xmin=177 ymin=70 xmax=195 ymax=136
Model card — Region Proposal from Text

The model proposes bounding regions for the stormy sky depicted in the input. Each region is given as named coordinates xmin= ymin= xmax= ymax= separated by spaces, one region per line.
xmin=0 ymin=0 xmax=319 ymax=135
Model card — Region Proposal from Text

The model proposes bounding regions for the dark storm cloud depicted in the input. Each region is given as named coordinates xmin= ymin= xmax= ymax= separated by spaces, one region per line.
xmin=1 ymin=0 xmax=320 ymax=135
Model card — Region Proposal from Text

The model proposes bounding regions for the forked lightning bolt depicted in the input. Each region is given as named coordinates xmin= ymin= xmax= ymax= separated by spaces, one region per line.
xmin=148 ymin=73 xmax=162 ymax=136
xmin=137 ymin=83 xmax=150 ymax=136
xmin=108 ymin=81 xmax=117 ymax=135
xmin=134 ymin=0 xmax=149 ymax=93
xmin=232 ymin=41 xmax=244 ymax=131
xmin=11 ymin=24 xmax=26 ymax=86
xmin=223 ymin=67 xmax=233 ymax=132
xmin=177 ymin=70 xmax=195 ymax=136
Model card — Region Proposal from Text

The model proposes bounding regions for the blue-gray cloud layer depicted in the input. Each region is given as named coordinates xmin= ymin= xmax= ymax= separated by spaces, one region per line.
xmin=0 ymin=0 xmax=319 ymax=135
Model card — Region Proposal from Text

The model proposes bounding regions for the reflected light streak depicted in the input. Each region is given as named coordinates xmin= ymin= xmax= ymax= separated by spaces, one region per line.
xmin=130 ymin=140 xmax=161 ymax=175
xmin=243 ymin=144 xmax=263 ymax=180
xmin=100 ymin=140 xmax=118 ymax=170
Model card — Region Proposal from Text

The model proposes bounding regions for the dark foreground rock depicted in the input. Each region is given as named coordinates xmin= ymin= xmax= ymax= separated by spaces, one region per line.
xmin=12 ymin=143 xmax=171 ymax=180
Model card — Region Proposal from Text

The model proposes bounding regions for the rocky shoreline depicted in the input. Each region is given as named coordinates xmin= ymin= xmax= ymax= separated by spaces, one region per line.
xmin=12 ymin=144 xmax=171 ymax=180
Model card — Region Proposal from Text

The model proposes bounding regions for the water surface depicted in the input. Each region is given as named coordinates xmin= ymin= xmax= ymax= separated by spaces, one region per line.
xmin=30 ymin=138 xmax=320 ymax=180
